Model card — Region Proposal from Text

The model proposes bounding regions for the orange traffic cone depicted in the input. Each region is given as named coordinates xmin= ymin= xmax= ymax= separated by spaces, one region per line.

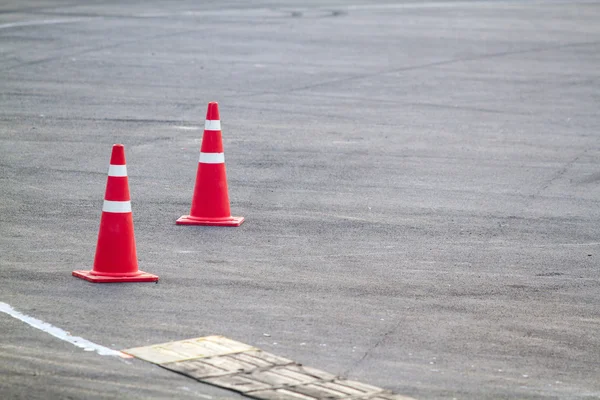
xmin=177 ymin=102 xmax=244 ymax=226
xmin=73 ymin=144 xmax=159 ymax=283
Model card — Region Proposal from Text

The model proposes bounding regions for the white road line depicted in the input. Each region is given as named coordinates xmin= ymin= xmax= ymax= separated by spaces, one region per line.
xmin=0 ymin=302 xmax=129 ymax=358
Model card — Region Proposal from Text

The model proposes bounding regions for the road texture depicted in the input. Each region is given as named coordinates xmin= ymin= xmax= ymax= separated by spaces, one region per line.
xmin=1 ymin=0 xmax=599 ymax=399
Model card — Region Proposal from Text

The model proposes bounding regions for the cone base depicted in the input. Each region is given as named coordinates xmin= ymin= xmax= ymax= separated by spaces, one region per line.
xmin=176 ymin=215 xmax=244 ymax=227
xmin=72 ymin=270 xmax=159 ymax=283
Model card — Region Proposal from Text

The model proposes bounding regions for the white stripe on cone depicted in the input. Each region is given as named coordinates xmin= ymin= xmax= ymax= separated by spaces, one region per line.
xmin=205 ymin=120 xmax=221 ymax=131
xmin=108 ymin=164 xmax=127 ymax=177
xmin=199 ymin=152 xmax=225 ymax=164
xmin=102 ymin=200 xmax=132 ymax=213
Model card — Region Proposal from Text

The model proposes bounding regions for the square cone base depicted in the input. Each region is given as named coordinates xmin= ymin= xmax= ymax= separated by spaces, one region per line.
xmin=72 ymin=270 xmax=159 ymax=283
xmin=176 ymin=215 xmax=244 ymax=227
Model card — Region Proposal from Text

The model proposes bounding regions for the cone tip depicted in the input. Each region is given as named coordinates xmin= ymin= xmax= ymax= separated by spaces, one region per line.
xmin=110 ymin=144 xmax=126 ymax=165
xmin=206 ymin=102 xmax=220 ymax=120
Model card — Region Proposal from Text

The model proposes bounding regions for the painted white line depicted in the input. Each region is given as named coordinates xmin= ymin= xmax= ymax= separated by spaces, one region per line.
xmin=0 ymin=302 xmax=128 ymax=357
xmin=204 ymin=120 xmax=221 ymax=131
xmin=173 ymin=126 xmax=201 ymax=131
xmin=102 ymin=200 xmax=132 ymax=213
xmin=199 ymin=152 xmax=224 ymax=164
xmin=107 ymin=164 xmax=127 ymax=177
xmin=0 ymin=18 xmax=85 ymax=30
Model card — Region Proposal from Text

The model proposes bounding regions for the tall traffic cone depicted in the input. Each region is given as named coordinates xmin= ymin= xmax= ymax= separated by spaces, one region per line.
xmin=73 ymin=144 xmax=159 ymax=283
xmin=177 ymin=102 xmax=244 ymax=226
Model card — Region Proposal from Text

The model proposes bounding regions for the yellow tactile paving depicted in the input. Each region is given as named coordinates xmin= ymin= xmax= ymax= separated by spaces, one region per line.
xmin=123 ymin=335 xmax=417 ymax=400
xmin=123 ymin=335 xmax=256 ymax=364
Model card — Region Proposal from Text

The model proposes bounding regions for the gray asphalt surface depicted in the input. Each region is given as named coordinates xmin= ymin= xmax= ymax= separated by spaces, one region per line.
xmin=1 ymin=0 xmax=600 ymax=399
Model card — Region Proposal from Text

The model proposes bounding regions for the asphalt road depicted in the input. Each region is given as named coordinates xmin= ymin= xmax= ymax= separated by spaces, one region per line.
xmin=1 ymin=1 xmax=600 ymax=399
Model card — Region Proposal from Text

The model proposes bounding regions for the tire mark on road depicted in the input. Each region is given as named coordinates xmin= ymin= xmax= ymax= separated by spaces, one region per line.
xmin=0 ymin=1 xmax=80 ymax=15
xmin=0 ymin=27 xmax=205 ymax=72
xmin=0 ymin=18 xmax=84 ymax=30
xmin=238 ymin=40 xmax=600 ymax=98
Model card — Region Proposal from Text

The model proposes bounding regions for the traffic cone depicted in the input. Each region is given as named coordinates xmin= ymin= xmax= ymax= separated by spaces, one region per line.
xmin=177 ymin=102 xmax=244 ymax=226
xmin=73 ymin=144 xmax=159 ymax=283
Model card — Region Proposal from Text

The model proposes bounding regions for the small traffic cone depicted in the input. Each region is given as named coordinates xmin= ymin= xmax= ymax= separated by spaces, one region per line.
xmin=73 ymin=144 xmax=159 ymax=283
xmin=177 ymin=102 xmax=244 ymax=226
